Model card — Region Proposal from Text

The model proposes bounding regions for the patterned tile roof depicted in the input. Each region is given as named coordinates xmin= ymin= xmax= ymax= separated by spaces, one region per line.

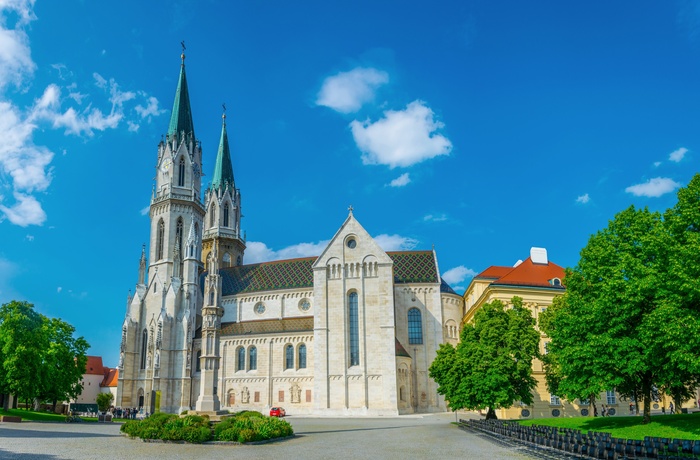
xmin=212 ymin=250 xmax=441 ymax=296
xmin=219 ymin=257 xmax=316 ymax=296
xmin=387 ymin=251 xmax=439 ymax=284
xmin=220 ymin=317 xmax=314 ymax=336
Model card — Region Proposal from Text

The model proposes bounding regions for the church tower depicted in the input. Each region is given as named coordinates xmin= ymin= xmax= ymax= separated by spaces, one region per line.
xmin=117 ymin=50 xmax=204 ymax=414
xmin=202 ymin=112 xmax=245 ymax=269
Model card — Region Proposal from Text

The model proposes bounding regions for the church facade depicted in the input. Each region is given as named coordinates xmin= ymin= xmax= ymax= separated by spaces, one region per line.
xmin=116 ymin=53 xmax=464 ymax=416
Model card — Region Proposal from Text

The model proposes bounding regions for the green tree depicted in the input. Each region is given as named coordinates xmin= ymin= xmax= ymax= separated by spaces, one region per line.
xmin=96 ymin=392 xmax=114 ymax=413
xmin=429 ymin=296 xmax=540 ymax=419
xmin=0 ymin=301 xmax=47 ymax=409
xmin=540 ymin=205 xmax=686 ymax=424
xmin=39 ymin=317 xmax=89 ymax=411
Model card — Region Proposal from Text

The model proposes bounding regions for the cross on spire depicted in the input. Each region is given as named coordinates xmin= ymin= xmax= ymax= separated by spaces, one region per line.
xmin=348 ymin=205 xmax=354 ymax=214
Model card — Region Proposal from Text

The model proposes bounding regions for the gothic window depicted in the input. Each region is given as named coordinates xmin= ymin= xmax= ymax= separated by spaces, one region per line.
xmin=298 ymin=344 xmax=307 ymax=369
xmin=223 ymin=203 xmax=230 ymax=227
xmin=223 ymin=253 xmax=231 ymax=268
xmin=210 ymin=204 xmax=215 ymax=228
xmin=408 ymin=308 xmax=423 ymax=345
xmin=249 ymin=346 xmax=257 ymax=370
xmin=285 ymin=344 xmax=294 ymax=370
xmin=177 ymin=157 xmax=185 ymax=187
xmin=237 ymin=255 xmax=242 ymax=266
xmin=140 ymin=329 xmax=148 ymax=369
xmin=237 ymin=347 xmax=245 ymax=371
xmin=209 ymin=291 xmax=214 ymax=306
xmin=348 ymin=292 xmax=360 ymax=366
xmin=156 ymin=219 xmax=165 ymax=260
xmin=196 ymin=350 xmax=201 ymax=372
xmin=176 ymin=217 xmax=183 ymax=255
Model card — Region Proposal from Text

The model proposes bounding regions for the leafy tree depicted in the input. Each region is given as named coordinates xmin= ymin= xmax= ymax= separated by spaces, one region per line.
xmin=429 ymin=296 xmax=540 ymax=419
xmin=39 ymin=317 xmax=89 ymax=411
xmin=539 ymin=204 xmax=700 ymax=424
xmin=97 ymin=392 xmax=114 ymax=413
xmin=0 ymin=301 xmax=47 ymax=409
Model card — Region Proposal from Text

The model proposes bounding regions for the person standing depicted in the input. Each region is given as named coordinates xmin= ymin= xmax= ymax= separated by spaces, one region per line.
xmin=669 ymin=401 xmax=674 ymax=414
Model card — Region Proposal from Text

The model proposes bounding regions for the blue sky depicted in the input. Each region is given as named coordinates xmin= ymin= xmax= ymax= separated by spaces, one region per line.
xmin=1 ymin=0 xmax=700 ymax=367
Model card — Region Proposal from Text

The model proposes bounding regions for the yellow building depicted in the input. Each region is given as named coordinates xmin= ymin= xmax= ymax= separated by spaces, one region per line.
xmin=463 ymin=247 xmax=622 ymax=419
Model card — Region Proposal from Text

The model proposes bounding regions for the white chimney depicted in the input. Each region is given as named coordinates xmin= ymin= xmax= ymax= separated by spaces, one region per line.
xmin=513 ymin=259 xmax=523 ymax=267
xmin=530 ymin=247 xmax=548 ymax=264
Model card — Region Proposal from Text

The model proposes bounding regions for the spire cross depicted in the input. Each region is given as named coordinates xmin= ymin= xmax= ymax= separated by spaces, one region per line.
xmin=180 ymin=41 xmax=186 ymax=62
xmin=222 ymin=103 xmax=226 ymax=121
xmin=348 ymin=205 xmax=354 ymax=214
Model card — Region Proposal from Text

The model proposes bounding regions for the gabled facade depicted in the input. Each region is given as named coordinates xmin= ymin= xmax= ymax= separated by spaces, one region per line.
xmin=117 ymin=52 xmax=464 ymax=416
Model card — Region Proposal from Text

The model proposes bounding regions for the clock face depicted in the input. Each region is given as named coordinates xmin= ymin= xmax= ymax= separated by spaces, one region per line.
xmin=161 ymin=158 xmax=172 ymax=173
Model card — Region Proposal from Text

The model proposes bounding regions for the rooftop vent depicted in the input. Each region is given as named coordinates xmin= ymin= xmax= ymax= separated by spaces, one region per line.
xmin=513 ymin=259 xmax=523 ymax=267
xmin=530 ymin=247 xmax=548 ymax=265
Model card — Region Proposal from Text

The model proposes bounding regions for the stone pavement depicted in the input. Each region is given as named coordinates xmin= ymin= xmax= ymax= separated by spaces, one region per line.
xmin=0 ymin=413 xmax=540 ymax=459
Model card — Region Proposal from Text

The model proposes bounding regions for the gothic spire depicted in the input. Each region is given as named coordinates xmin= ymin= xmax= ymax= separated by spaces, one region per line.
xmin=211 ymin=110 xmax=234 ymax=191
xmin=167 ymin=49 xmax=195 ymax=141
xmin=138 ymin=244 xmax=147 ymax=285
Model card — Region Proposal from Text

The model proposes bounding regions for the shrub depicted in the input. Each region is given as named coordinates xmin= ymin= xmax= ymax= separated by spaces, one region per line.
xmin=238 ymin=428 xmax=256 ymax=443
xmin=119 ymin=412 xmax=212 ymax=443
xmin=213 ymin=413 xmax=293 ymax=442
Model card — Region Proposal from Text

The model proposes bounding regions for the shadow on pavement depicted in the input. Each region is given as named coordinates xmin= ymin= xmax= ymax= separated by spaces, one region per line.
xmin=0 ymin=428 xmax=120 ymax=439
xmin=297 ymin=426 xmax=406 ymax=435
xmin=0 ymin=447 xmax=61 ymax=459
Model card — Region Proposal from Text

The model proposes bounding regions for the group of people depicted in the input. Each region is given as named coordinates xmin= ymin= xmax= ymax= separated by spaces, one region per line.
xmin=112 ymin=407 xmax=141 ymax=419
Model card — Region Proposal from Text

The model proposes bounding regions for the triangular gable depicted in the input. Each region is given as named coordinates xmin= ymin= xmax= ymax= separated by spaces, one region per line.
xmin=312 ymin=212 xmax=392 ymax=269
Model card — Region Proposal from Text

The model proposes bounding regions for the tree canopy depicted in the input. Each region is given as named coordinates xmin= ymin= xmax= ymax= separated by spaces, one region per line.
xmin=0 ymin=300 xmax=89 ymax=409
xmin=429 ymin=296 xmax=540 ymax=419
xmin=540 ymin=175 xmax=700 ymax=424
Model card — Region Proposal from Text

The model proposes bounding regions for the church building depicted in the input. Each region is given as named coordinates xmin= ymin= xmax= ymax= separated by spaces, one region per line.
xmin=116 ymin=52 xmax=464 ymax=416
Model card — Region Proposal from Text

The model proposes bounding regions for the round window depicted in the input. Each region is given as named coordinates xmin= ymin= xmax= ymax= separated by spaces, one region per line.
xmin=299 ymin=299 xmax=311 ymax=312
xmin=608 ymin=408 xmax=616 ymax=416
xmin=551 ymin=409 xmax=561 ymax=417
xmin=581 ymin=408 xmax=589 ymax=416
xmin=254 ymin=302 xmax=265 ymax=315
xmin=520 ymin=409 xmax=530 ymax=418
xmin=346 ymin=238 xmax=357 ymax=249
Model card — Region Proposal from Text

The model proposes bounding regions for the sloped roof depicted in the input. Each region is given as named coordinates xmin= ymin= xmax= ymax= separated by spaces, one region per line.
xmin=211 ymin=118 xmax=234 ymax=191
xmin=215 ymin=250 xmax=448 ymax=296
xmin=220 ymin=317 xmax=314 ymax=336
xmin=85 ymin=356 xmax=105 ymax=375
xmin=440 ymin=278 xmax=458 ymax=295
xmin=479 ymin=257 xmax=565 ymax=289
xmin=395 ymin=338 xmax=411 ymax=358
xmin=220 ymin=257 xmax=316 ymax=296
xmin=101 ymin=368 xmax=118 ymax=387
xmin=167 ymin=59 xmax=195 ymax=140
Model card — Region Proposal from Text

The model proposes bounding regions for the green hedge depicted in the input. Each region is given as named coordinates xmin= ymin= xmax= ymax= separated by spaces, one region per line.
xmin=120 ymin=411 xmax=293 ymax=444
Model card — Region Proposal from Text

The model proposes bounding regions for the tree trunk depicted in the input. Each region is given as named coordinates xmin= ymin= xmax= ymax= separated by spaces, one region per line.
xmin=485 ymin=407 xmax=497 ymax=420
xmin=52 ymin=400 xmax=57 ymax=413
xmin=642 ymin=378 xmax=652 ymax=424
xmin=591 ymin=395 xmax=598 ymax=417
xmin=674 ymin=394 xmax=682 ymax=414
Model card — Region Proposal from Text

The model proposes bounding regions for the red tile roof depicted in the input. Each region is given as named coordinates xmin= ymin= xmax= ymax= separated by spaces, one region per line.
xmin=101 ymin=368 xmax=118 ymax=387
xmin=478 ymin=258 xmax=565 ymax=289
xmin=85 ymin=356 xmax=105 ymax=375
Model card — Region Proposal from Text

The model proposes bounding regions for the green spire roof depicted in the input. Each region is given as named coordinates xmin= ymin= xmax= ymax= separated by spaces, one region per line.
xmin=211 ymin=115 xmax=234 ymax=191
xmin=167 ymin=56 xmax=195 ymax=140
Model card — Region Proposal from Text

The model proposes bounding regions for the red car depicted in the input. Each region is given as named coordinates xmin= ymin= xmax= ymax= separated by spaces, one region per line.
xmin=269 ymin=407 xmax=286 ymax=417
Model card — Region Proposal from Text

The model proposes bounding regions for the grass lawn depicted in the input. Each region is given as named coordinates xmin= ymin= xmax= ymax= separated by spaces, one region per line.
xmin=1 ymin=408 xmax=70 ymax=422
xmin=518 ymin=413 xmax=700 ymax=441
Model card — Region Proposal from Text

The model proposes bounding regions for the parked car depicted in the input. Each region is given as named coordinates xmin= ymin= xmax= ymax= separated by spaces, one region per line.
xmin=270 ymin=407 xmax=286 ymax=417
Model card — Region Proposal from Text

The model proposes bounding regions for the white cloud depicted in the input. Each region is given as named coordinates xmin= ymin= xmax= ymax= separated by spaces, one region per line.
xmin=316 ymin=67 xmax=388 ymax=113
xmin=128 ymin=121 xmax=140 ymax=132
xmin=246 ymin=233 xmax=418 ymax=263
xmin=669 ymin=147 xmax=688 ymax=162
xmin=442 ymin=265 xmax=477 ymax=285
xmin=576 ymin=193 xmax=590 ymax=204
xmin=351 ymin=101 xmax=452 ymax=168
xmin=373 ymin=234 xmax=418 ymax=251
xmin=57 ymin=286 xmax=62 ymax=293
xmin=135 ymin=95 xmax=166 ymax=119
xmin=423 ymin=213 xmax=448 ymax=222
xmin=140 ymin=206 xmax=150 ymax=216
xmin=625 ymin=177 xmax=681 ymax=197
xmin=0 ymin=0 xmax=35 ymax=91
xmin=0 ymin=192 xmax=46 ymax=226
xmin=25 ymin=234 xmax=33 ymax=241
xmin=388 ymin=173 xmax=410 ymax=187
xmin=653 ymin=161 xmax=662 ymax=168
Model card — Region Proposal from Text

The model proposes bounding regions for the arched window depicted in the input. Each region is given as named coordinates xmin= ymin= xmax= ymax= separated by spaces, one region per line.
xmin=176 ymin=217 xmax=183 ymax=255
xmin=223 ymin=203 xmax=230 ymax=227
xmin=285 ymin=344 xmax=294 ymax=370
xmin=196 ymin=350 xmax=201 ymax=372
xmin=237 ymin=255 xmax=242 ymax=266
xmin=156 ymin=219 xmax=165 ymax=260
xmin=348 ymin=292 xmax=359 ymax=366
xmin=249 ymin=346 xmax=257 ymax=370
xmin=140 ymin=329 xmax=148 ymax=369
xmin=408 ymin=308 xmax=423 ymax=345
xmin=237 ymin=347 xmax=245 ymax=371
xmin=223 ymin=253 xmax=231 ymax=268
xmin=209 ymin=291 xmax=215 ymax=306
xmin=210 ymin=204 xmax=216 ymax=228
xmin=177 ymin=157 xmax=185 ymax=187
xmin=298 ymin=344 xmax=307 ymax=369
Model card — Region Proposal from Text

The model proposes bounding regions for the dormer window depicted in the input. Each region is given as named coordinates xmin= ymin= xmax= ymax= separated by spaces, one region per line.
xmin=549 ymin=278 xmax=562 ymax=286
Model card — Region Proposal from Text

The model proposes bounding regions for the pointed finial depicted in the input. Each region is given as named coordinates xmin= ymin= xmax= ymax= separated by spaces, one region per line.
xmin=180 ymin=41 xmax=186 ymax=62
xmin=348 ymin=205 xmax=354 ymax=214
